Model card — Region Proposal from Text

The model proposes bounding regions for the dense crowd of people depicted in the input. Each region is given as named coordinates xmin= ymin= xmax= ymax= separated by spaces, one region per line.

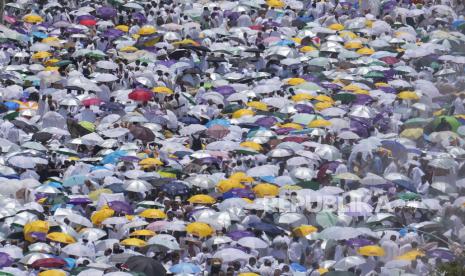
xmin=0 ymin=0 xmax=464 ymax=275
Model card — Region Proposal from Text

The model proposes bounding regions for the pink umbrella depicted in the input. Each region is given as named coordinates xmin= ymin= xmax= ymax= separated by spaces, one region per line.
xmin=206 ymin=125 xmax=230 ymax=139
xmin=263 ymin=36 xmax=281 ymax=45
xmin=146 ymin=221 xmax=169 ymax=232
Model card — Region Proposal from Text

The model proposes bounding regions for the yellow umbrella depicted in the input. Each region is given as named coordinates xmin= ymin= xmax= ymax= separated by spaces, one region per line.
xmin=188 ymin=194 xmax=216 ymax=204
xmin=47 ymin=232 xmax=76 ymax=244
xmin=292 ymin=225 xmax=318 ymax=237
xmin=239 ymin=274 xmax=260 ymax=276
xmin=247 ymin=101 xmax=268 ymax=111
xmin=89 ymin=188 xmax=113 ymax=201
xmin=342 ymin=84 xmax=361 ymax=91
xmin=138 ymin=25 xmax=157 ymax=36
xmin=309 ymin=119 xmax=332 ymax=128
xmin=375 ymin=82 xmax=390 ymax=87
xmin=139 ymin=209 xmax=167 ymax=219
xmin=279 ymin=123 xmax=303 ymax=130
xmin=358 ymin=245 xmax=385 ymax=256
xmin=396 ymin=250 xmax=425 ymax=260
xmin=232 ymin=109 xmax=255 ymax=119
xmin=400 ymin=128 xmax=423 ymax=140
xmin=344 ymin=41 xmax=363 ymax=49
xmin=365 ymin=20 xmax=373 ymax=28
xmin=44 ymin=66 xmax=59 ymax=72
xmin=32 ymin=51 xmax=52 ymax=59
xmin=44 ymin=58 xmax=60 ymax=66
xmin=217 ymin=179 xmax=244 ymax=193
xmin=291 ymin=37 xmax=302 ymax=44
xmin=229 ymin=172 xmax=254 ymax=183
xmin=158 ymin=171 xmax=177 ymax=178
xmin=319 ymin=268 xmax=329 ymax=275
xmin=280 ymin=185 xmax=301 ymax=191
xmin=120 ymin=238 xmax=147 ymax=247
xmin=239 ymin=142 xmax=262 ymax=152
xmin=287 ymin=78 xmax=306 ymax=86
xmin=356 ymin=47 xmax=375 ymax=55
xmin=130 ymin=229 xmax=156 ymax=237
xmin=139 ymin=158 xmax=163 ymax=167
xmin=397 ymin=91 xmax=419 ymax=100
xmin=172 ymin=39 xmax=199 ymax=46
xmin=91 ymin=207 xmax=115 ymax=225
xmin=266 ymin=0 xmax=285 ymax=8
xmin=12 ymin=100 xmax=39 ymax=110
xmin=152 ymin=86 xmax=173 ymax=94
xmin=120 ymin=46 xmax=138 ymax=52
xmin=354 ymin=89 xmax=370 ymax=95
xmin=314 ymin=95 xmax=334 ymax=103
xmin=42 ymin=37 xmax=60 ymax=43
xmin=253 ymin=183 xmax=279 ymax=198
xmin=292 ymin=93 xmax=313 ymax=102
xmin=186 ymin=222 xmax=214 ymax=237
xmin=38 ymin=270 xmax=66 ymax=276
xmin=314 ymin=101 xmax=333 ymax=110
xmin=24 ymin=220 xmax=49 ymax=242
xmin=329 ymin=23 xmax=344 ymax=31
xmin=300 ymin=46 xmax=317 ymax=53
xmin=115 ymin=25 xmax=129 ymax=32
xmin=23 ymin=14 xmax=43 ymax=23
xmin=78 ymin=121 xmax=95 ymax=132
xmin=339 ymin=31 xmax=358 ymax=40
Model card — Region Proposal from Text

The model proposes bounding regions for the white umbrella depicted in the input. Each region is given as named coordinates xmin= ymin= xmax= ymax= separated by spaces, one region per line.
xmin=77 ymin=269 xmax=104 ymax=276
xmin=96 ymin=60 xmax=118 ymax=70
xmin=93 ymin=73 xmax=118 ymax=82
xmin=100 ymin=128 xmax=130 ymax=138
xmin=334 ymin=256 xmax=366 ymax=270
xmin=67 ymin=213 xmax=93 ymax=227
xmin=62 ymin=243 xmax=95 ymax=257
xmin=237 ymin=237 xmax=268 ymax=249
xmin=179 ymin=124 xmax=207 ymax=136
xmin=147 ymin=234 xmax=180 ymax=250
xmin=247 ymin=165 xmax=279 ymax=177
xmin=79 ymin=228 xmax=107 ymax=242
xmin=315 ymin=145 xmax=341 ymax=161
xmin=290 ymin=167 xmax=315 ymax=181
xmin=276 ymin=212 xmax=308 ymax=227
xmin=213 ymin=248 xmax=251 ymax=262
xmin=123 ymin=179 xmax=151 ymax=193
xmin=360 ymin=173 xmax=386 ymax=185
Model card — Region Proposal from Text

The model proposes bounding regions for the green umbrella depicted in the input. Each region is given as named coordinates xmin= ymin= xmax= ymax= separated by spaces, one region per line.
xmin=3 ymin=111 xmax=19 ymax=120
xmin=364 ymin=71 xmax=385 ymax=79
xmin=398 ymin=192 xmax=420 ymax=201
xmin=222 ymin=104 xmax=242 ymax=114
xmin=316 ymin=211 xmax=338 ymax=228
xmin=333 ymin=93 xmax=356 ymax=104
xmin=432 ymin=115 xmax=461 ymax=132
xmin=55 ymin=60 xmax=72 ymax=67
xmin=403 ymin=117 xmax=433 ymax=128
xmin=297 ymin=180 xmax=319 ymax=190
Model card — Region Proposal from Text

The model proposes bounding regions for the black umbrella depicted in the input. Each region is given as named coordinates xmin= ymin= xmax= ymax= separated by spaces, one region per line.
xmin=125 ymin=256 xmax=166 ymax=276
xmin=180 ymin=44 xmax=211 ymax=52
xmin=129 ymin=125 xmax=155 ymax=143
xmin=32 ymin=132 xmax=53 ymax=143
xmin=11 ymin=120 xmax=39 ymax=133
xmin=66 ymin=119 xmax=92 ymax=138
xmin=207 ymin=56 xmax=227 ymax=63
xmin=168 ymin=49 xmax=190 ymax=60
xmin=244 ymin=47 xmax=262 ymax=53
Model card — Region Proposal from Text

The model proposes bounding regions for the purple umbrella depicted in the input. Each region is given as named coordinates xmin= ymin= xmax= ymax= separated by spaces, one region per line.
xmin=29 ymin=232 xmax=46 ymax=241
xmin=102 ymin=28 xmax=124 ymax=39
xmin=77 ymin=14 xmax=95 ymax=22
xmin=227 ymin=230 xmax=255 ymax=241
xmin=66 ymin=27 xmax=84 ymax=34
xmin=120 ymin=156 xmax=141 ymax=162
xmin=214 ymin=86 xmax=236 ymax=97
xmin=97 ymin=6 xmax=117 ymax=19
xmin=426 ymin=249 xmax=455 ymax=261
xmin=222 ymin=188 xmax=255 ymax=200
xmin=320 ymin=82 xmax=341 ymax=90
xmin=157 ymin=60 xmax=177 ymax=67
xmin=353 ymin=94 xmax=374 ymax=105
xmin=0 ymin=252 xmax=14 ymax=267
xmin=132 ymin=12 xmax=147 ymax=24
xmin=346 ymin=238 xmax=374 ymax=247
xmin=224 ymin=11 xmax=240 ymax=21
xmin=68 ymin=198 xmax=92 ymax=205
xmin=300 ymin=74 xmax=321 ymax=83
xmin=350 ymin=119 xmax=369 ymax=138
xmin=108 ymin=200 xmax=134 ymax=215
xmin=379 ymin=86 xmax=396 ymax=94
xmin=295 ymin=104 xmax=314 ymax=114
xmin=275 ymin=127 xmax=294 ymax=135
xmin=255 ymin=116 xmax=278 ymax=128
xmin=197 ymin=157 xmax=220 ymax=165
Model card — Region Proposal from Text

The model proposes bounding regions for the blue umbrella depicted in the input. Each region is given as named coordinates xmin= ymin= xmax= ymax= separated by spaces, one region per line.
xmin=169 ymin=262 xmax=201 ymax=274
xmin=4 ymin=101 xmax=19 ymax=110
xmin=380 ymin=140 xmax=407 ymax=162
xmin=32 ymin=31 xmax=48 ymax=38
xmin=63 ymin=175 xmax=86 ymax=187
xmin=101 ymin=150 xmax=127 ymax=164
xmin=249 ymin=222 xmax=284 ymax=235
xmin=160 ymin=181 xmax=190 ymax=197
xmin=206 ymin=118 xmax=230 ymax=128
xmin=47 ymin=181 xmax=63 ymax=188
xmin=290 ymin=263 xmax=307 ymax=272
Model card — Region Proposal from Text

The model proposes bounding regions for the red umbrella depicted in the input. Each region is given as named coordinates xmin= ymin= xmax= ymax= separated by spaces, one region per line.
xmin=206 ymin=125 xmax=230 ymax=139
xmin=129 ymin=89 xmax=153 ymax=101
xmin=82 ymin=98 xmax=102 ymax=106
xmin=31 ymin=258 xmax=67 ymax=269
xmin=379 ymin=56 xmax=399 ymax=65
xmin=249 ymin=25 xmax=263 ymax=30
xmin=80 ymin=19 xmax=97 ymax=26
